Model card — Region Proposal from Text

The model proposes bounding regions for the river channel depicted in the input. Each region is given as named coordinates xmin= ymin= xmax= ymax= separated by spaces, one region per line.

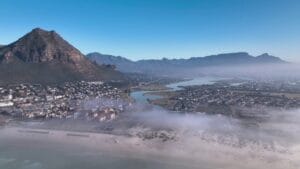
xmin=130 ymin=76 xmax=224 ymax=105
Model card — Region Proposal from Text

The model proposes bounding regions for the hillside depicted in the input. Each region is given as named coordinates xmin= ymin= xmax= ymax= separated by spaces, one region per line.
xmin=0 ymin=28 xmax=125 ymax=85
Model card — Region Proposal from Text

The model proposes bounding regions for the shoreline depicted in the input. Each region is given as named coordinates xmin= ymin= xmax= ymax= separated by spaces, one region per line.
xmin=1 ymin=126 xmax=299 ymax=169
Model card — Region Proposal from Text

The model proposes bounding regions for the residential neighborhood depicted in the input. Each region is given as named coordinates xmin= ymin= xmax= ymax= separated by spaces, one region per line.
xmin=0 ymin=81 xmax=131 ymax=122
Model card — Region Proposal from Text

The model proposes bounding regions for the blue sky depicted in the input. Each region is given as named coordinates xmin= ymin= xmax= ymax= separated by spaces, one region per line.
xmin=1 ymin=0 xmax=300 ymax=61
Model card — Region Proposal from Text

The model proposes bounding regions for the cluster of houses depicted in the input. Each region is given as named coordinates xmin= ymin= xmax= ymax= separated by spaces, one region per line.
xmin=170 ymin=82 xmax=300 ymax=114
xmin=0 ymin=81 xmax=131 ymax=122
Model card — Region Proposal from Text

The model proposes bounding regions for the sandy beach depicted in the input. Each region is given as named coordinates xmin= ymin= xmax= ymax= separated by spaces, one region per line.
xmin=1 ymin=126 xmax=299 ymax=169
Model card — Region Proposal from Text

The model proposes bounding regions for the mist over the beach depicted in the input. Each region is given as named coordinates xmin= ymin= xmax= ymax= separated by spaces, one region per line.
xmin=1 ymin=0 xmax=300 ymax=169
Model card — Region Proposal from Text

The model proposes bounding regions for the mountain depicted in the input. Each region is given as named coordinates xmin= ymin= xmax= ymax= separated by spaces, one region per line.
xmin=87 ymin=52 xmax=136 ymax=71
xmin=87 ymin=52 xmax=287 ymax=75
xmin=0 ymin=28 xmax=125 ymax=85
xmin=255 ymin=53 xmax=284 ymax=63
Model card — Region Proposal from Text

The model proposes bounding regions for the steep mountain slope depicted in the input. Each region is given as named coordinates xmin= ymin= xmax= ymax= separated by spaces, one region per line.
xmin=0 ymin=28 xmax=125 ymax=85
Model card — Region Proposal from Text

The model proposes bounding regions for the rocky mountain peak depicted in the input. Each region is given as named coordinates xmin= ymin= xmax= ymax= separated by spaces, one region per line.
xmin=1 ymin=28 xmax=84 ymax=64
xmin=0 ymin=28 xmax=126 ymax=84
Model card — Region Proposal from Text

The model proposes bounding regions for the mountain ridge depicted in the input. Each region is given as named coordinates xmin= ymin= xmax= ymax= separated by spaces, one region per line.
xmin=87 ymin=52 xmax=287 ymax=74
xmin=0 ymin=28 xmax=126 ymax=85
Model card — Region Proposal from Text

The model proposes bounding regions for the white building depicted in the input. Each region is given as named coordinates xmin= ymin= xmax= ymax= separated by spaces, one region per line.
xmin=0 ymin=101 xmax=14 ymax=107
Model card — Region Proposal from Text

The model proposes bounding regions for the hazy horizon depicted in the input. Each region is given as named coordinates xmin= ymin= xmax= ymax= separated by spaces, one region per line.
xmin=1 ymin=0 xmax=300 ymax=62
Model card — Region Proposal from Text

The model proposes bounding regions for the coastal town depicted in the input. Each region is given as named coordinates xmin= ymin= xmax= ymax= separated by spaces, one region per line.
xmin=150 ymin=79 xmax=300 ymax=119
xmin=0 ymin=81 xmax=131 ymax=123
xmin=2 ymin=76 xmax=300 ymax=124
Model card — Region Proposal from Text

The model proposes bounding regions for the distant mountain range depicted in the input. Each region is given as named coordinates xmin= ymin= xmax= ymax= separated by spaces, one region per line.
xmin=87 ymin=52 xmax=287 ymax=75
xmin=0 ymin=28 xmax=125 ymax=85
xmin=0 ymin=28 xmax=288 ymax=85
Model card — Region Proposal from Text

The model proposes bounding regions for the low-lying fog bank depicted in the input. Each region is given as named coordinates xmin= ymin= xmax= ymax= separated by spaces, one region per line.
xmin=1 ymin=106 xmax=300 ymax=169
xmin=180 ymin=63 xmax=300 ymax=80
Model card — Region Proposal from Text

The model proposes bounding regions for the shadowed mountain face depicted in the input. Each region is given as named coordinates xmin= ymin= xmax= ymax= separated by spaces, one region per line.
xmin=0 ymin=28 xmax=125 ymax=85
xmin=87 ymin=52 xmax=287 ymax=75
xmin=0 ymin=28 xmax=86 ymax=63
